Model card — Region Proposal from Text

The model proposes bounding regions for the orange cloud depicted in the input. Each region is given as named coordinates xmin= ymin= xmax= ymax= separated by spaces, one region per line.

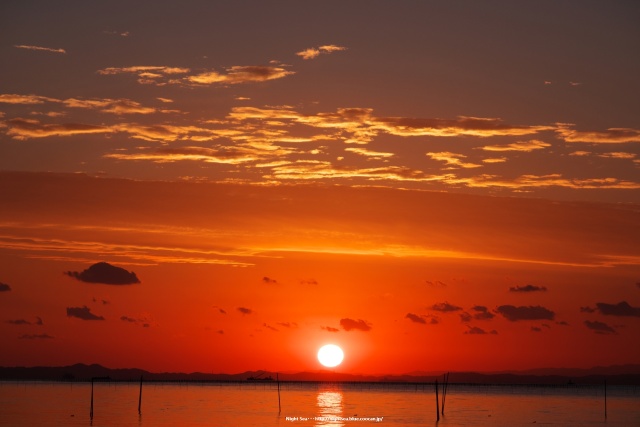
xmin=296 ymin=48 xmax=320 ymax=60
xmin=597 ymin=152 xmax=636 ymax=159
xmin=345 ymin=147 xmax=394 ymax=159
xmin=5 ymin=118 xmax=112 ymax=139
xmin=63 ymin=98 xmax=165 ymax=115
xmin=427 ymin=152 xmax=482 ymax=169
xmin=482 ymin=157 xmax=507 ymax=163
xmin=296 ymin=44 xmax=347 ymax=60
xmin=1 ymin=93 xmax=172 ymax=115
xmin=452 ymin=174 xmax=640 ymax=190
xmin=374 ymin=116 xmax=552 ymax=137
xmin=105 ymin=146 xmax=258 ymax=164
xmin=480 ymin=139 xmax=551 ymax=152
xmin=0 ymin=94 xmax=59 ymax=104
xmin=266 ymin=161 xmax=452 ymax=182
xmin=186 ymin=66 xmax=294 ymax=85
xmin=14 ymin=44 xmax=66 ymax=54
xmin=557 ymin=127 xmax=640 ymax=143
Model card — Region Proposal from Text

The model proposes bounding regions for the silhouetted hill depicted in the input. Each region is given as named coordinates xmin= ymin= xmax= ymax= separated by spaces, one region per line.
xmin=1 ymin=364 xmax=639 ymax=385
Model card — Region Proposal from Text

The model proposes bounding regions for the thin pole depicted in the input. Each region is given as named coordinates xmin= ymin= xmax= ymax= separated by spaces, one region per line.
xmin=138 ymin=375 xmax=143 ymax=414
xmin=90 ymin=378 xmax=94 ymax=420
xmin=604 ymin=380 xmax=607 ymax=419
xmin=277 ymin=373 xmax=281 ymax=414
xmin=435 ymin=379 xmax=440 ymax=422
xmin=441 ymin=372 xmax=449 ymax=415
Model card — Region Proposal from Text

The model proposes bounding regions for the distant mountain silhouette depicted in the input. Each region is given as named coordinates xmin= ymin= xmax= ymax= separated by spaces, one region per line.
xmin=1 ymin=363 xmax=639 ymax=385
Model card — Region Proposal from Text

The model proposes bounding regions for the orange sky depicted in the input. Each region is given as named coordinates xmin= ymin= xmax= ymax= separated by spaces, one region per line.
xmin=0 ymin=1 xmax=639 ymax=375
xmin=0 ymin=172 xmax=638 ymax=374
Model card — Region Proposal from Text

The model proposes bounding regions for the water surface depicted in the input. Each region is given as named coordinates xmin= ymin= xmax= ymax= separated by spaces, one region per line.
xmin=0 ymin=381 xmax=637 ymax=426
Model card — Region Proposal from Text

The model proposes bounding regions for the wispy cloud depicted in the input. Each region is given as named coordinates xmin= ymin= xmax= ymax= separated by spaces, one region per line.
xmin=480 ymin=139 xmax=551 ymax=152
xmin=0 ymin=94 xmax=59 ymax=104
xmin=557 ymin=127 xmax=640 ymax=143
xmin=5 ymin=118 xmax=112 ymax=139
xmin=19 ymin=333 xmax=54 ymax=339
xmin=427 ymin=152 xmax=482 ymax=169
xmin=237 ymin=307 xmax=253 ymax=315
xmin=0 ymin=282 xmax=11 ymax=292
xmin=121 ymin=314 xmax=152 ymax=328
xmin=187 ymin=66 xmax=294 ymax=85
xmin=509 ymin=284 xmax=547 ymax=293
xmin=464 ymin=326 xmax=497 ymax=335
xmin=6 ymin=316 xmax=43 ymax=325
xmin=14 ymin=44 xmax=66 ymax=54
xmin=405 ymin=313 xmax=438 ymax=325
xmin=430 ymin=302 xmax=462 ymax=313
xmin=296 ymin=44 xmax=347 ymax=60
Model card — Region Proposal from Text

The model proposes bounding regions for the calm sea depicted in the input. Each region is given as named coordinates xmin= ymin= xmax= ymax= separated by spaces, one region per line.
xmin=0 ymin=381 xmax=638 ymax=426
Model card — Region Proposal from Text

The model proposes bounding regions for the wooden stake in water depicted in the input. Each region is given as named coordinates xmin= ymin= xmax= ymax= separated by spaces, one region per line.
xmin=90 ymin=378 xmax=94 ymax=420
xmin=441 ymin=372 xmax=449 ymax=416
xmin=604 ymin=380 xmax=607 ymax=419
xmin=435 ymin=379 xmax=440 ymax=422
xmin=277 ymin=373 xmax=282 ymax=414
xmin=138 ymin=375 xmax=143 ymax=415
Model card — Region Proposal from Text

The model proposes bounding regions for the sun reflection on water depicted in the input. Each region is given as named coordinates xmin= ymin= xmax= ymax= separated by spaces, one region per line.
xmin=316 ymin=390 xmax=344 ymax=426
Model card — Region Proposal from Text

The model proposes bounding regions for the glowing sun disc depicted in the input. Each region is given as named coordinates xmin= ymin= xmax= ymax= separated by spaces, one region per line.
xmin=317 ymin=344 xmax=344 ymax=368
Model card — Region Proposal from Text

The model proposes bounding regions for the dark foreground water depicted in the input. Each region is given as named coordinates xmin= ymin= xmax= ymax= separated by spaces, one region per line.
xmin=0 ymin=381 xmax=638 ymax=426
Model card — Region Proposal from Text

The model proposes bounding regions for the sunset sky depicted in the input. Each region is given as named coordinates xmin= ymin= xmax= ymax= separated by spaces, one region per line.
xmin=1 ymin=1 xmax=639 ymax=376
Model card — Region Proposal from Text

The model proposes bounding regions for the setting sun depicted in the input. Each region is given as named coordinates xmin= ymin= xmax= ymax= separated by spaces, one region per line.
xmin=317 ymin=344 xmax=344 ymax=368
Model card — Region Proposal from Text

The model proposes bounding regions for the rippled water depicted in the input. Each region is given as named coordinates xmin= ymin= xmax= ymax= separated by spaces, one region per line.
xmin=0 ymin=381 xmax=638 ymax=426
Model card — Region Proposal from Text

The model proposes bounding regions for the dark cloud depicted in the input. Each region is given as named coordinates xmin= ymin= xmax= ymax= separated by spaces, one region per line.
xmin=300 ymin=279 xmax=318 ymax=285
xmin=340 ymin=318 xmax=372 ymax=332
xmin=321 ymin=326 xmax=339 ymax=332
xmin=531 ymin=326 xmax=542 ymax=332
xmin=217 ymin=330 xmax=224 ymax=334
xmin=584 ymin=320 xmax=617 ymax=335
xmin=263 ymin=323 xmax=278 ymax=331
xmin=120 ymin=315 xmax=151 ymax=327
xmin=7 ymin=319 xmax=31 ymax=325
xmin=237 ymin=307 xmax=253 ymax=315
xmin=496 ymin=305 xmax=555 ymax=321
xmin=556 ymin=321 xmax=570 ymax=326
xmin=509 ymin=284 xmax=547 ymax=292
xmin=262 ymin=276 xmax=278 ymax=284
xmin=430 ymin=301 xmax=462 ymax=312
xmin=19 ymin=333 xmax=54 ymax=339
xmin=425 ymin=280 xmax=447 ymax=288
xmin=277 ymin=322 xmax=297 ymax=328
xmin=471 ymin=306 xmax=495 ymax=320
xmin=464 ymin=326 xmax=497 ymax=335
xmin=6 ymin=316 xmax=42 ymax=326
xmin=65 ymin=262 xmax=140 ymax=285
xmin=580 ymin=306 xmax=596 ymax=313
xmin=406 ymin=313 xmax=427 ymax=324
xmin=596 ymin=301 xmax=640 ymax=317
xmin=459 ymin=312 xmax=472 ymax=323
xmin=93 ymin=297 xmax=110 ymax=305
xmin=0 ymin=282 xmax=11 ymax=292
xmin=66 ymin=306 xmax=105 ymax=320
